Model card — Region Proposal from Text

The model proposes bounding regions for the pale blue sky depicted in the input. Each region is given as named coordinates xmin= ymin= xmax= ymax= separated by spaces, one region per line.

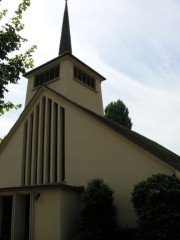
xmin=0 ymin=0 xmax=180 ymax=155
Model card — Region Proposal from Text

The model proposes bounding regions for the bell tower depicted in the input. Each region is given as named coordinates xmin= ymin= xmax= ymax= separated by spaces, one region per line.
xmin=24 ymin=0 xmax=106 ymax=116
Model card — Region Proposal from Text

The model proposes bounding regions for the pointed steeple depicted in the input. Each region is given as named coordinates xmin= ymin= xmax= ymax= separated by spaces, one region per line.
xmin=59 ymin=0 xmax=72 ymax=55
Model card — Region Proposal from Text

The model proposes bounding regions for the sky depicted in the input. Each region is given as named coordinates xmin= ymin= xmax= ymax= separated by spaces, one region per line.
xmin=0 ymin=0 xmax=180 ymax=155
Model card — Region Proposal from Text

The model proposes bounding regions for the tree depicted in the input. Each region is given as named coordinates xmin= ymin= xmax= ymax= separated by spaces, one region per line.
xmin=74 ymin=179 xmax=118 ymax=240
xmin=104 ymin=100 xmax=132 ymax=129
xmin=0 ymin=0 xmax=36 ymax=116
xmin=132 ymin=174 xmax=180 ymax=240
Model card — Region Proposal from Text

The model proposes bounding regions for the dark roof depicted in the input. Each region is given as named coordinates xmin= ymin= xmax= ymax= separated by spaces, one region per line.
xmin=0 ymin=183 xmax=84 ymax=193
xmin=23 ymin=52 xmax=106 ymax=80
xmin=45 ymin=86 xmax=180 ymax=171
xmin=59 ymin=0 xmax=72 ymax=55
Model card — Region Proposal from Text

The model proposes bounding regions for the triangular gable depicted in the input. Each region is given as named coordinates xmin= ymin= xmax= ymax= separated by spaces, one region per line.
xmin=0 ymin=87 xmax=46 ymax=152
xmin=45 ymin=86 xmax=180 ymax=171
xmin=0 ymin=86 xmax=67 ymax=186
xmin=1 ymin=85 xmax=180 ymax=173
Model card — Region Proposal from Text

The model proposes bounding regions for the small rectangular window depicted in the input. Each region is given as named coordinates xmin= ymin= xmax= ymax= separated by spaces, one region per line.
xmin=55 ymin=66 xmax=60 ymax=78
xmin=78 ymin=69 xmax=82 ymax=80
xmin=87 ymin=76 xmax=90 ymax=86
xmin=82 ymin=73 xmax=86 ymax=83
xmin=34 ymin=65 xmax=60 ymax=88
xmin=73 ymin=66 xmax=96 ymax=90
xmin=44 ymin=72 xmax=49 ymax=83
xmin=73 ymin=66 xmax=77 ymax=78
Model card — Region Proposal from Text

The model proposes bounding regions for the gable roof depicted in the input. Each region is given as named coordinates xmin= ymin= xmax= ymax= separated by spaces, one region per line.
xmin=1 ymin=86 xmax=180 ymax=171
xmin=45 ymin=86 xmax=180 ymax=171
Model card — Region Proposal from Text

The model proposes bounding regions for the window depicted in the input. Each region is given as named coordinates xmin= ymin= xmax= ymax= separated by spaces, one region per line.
xmin=34 ymin=65 xmax=60 ymax=88
xmin=73 ymin=66 xmax=96 ymax=90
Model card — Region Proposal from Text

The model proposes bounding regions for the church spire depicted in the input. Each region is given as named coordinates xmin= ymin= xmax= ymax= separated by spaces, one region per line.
xmin=59 ymin=0 xmax=72 ymax=55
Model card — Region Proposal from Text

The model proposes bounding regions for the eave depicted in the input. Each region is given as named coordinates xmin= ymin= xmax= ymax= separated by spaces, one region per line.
xmin=23 ymin=52 xmax=106 ymax=81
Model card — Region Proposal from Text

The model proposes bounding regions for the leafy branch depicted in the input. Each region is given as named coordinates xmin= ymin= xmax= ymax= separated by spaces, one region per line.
xmin=0 ymin=0 xmax=37 ymax=115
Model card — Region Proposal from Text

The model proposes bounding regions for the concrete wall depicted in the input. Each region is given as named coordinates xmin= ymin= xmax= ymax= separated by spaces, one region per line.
xmin=0 ymin=85 xmax=177 ymax=230
xmin=40 ymin=88 xmax=176 ymax=227
xmin=0 ymin=125 xmax=24 ymax=188
xmin=0 ymin=189 xmax=81 ymax=240
xmin=33 ymin=190 xmax=60 ymax=240
xmin=59 ymin=190 xmax=81 ymax=240
xmin=63 ymin=101 xmax=176 ymax=227
xmin=33 ymin=189 xmax=81 ymax=240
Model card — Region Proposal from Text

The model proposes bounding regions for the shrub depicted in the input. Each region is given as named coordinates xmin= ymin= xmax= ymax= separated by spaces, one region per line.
xmin=132 ymin=174 xmax=180 ymax=240
xmin=74 ymin=179 xmax=118 ymax=240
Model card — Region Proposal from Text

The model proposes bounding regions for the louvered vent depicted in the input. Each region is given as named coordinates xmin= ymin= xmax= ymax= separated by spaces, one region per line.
xmin=22 ymin=97 xmax=65 ymax=185
xmin=73 ymin=66 xmax=96 ymax=90
xmin=34 ymin=65 xmax=60 ymax=88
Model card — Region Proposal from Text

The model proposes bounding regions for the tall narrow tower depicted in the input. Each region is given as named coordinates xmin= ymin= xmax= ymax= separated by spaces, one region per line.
xmin=24 ymin=0 xmax=105 ymax=115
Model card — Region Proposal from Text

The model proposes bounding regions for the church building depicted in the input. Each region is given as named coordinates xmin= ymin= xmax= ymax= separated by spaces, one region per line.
xmin=0 ymin=1 xmax=180 ymax=239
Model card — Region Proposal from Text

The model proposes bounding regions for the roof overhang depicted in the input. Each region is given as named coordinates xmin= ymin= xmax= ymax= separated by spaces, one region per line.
xmin=23 ymin=52 xmax=106 ymax=81
xmin=0 ymin=183 xmax=84 ymax=194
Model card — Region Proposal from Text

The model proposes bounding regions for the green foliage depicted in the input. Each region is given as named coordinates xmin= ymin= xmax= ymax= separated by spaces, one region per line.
xmin=0 ymin=102 xmax=21 ymax=116
xmin=0 ymin=135 xmax=6 ymax=144
xmin=132 ymin=174 xmax=180 ymax=240
xmin=0 ymin=0 xmax=37 ymax=115
xmin=104 ymin=100 xmax=132 ymax=129
xmin=74 ymin=179 xmax=118 ymax=240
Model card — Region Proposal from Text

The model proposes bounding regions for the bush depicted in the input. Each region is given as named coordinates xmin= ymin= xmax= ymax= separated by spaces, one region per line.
xmin=74 ymin=179 xmax=118 ymax=240
xmin=132 ymin=174 xmax=180 ymax=240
